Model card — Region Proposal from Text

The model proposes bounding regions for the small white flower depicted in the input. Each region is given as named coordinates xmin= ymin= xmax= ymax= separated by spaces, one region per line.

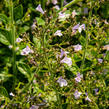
xmin=8 ymin=45 xmax=13 ymax=49
xmin=21 ymin=46 xmax=33 ymax=56
xmin=103 ymin=45 xmax=109 ymax=51
xmin=36 ymin=4 xmax=44 ymax=14
xmin=60 ymin=56 xmax=72 ymax=66
xmin=31 ymin=23 xmax=36 ymax=30
xmin=53 ymin=5 xmax=60 ymax=10
xmin=85 ymin=96 xmax=91 ymax=102
xmin=16 ymin=47 xmax=19 ymax=51
xmin=98 ymin=58 xmax=103 ymax=63
xmin=73 ymin=44 xmax=82 ymax=52
xmin=30 ymin=105 xmax=39 ymax=109
xmin=75 ymin=73 xmax=83 ymax=83
xmin=84 ymin=8 xmax=88 ymax=14
xmin=54 ymin=30 xmax=62 ymax=36
xmin=72 ymin=10 xmax=77 ymax=18
xmin=16 ymin=38 xmax=22 ymax=43
xmin=58 ymin=12 xmax=70 ymax=22
xmin=57 ymin=77 xmax=68 ymax=87
xmin=78 ymin=24 xmax=85 ymax=33
xmin=73 ymin=90 xmax=82 ymax=99
xmin=9 ymin=92 xmax=15 ymax=96
xmin=52 ymin=0 xmax=58 ymax=5
xmin=60 ymin=49 xmax=69 ymax=58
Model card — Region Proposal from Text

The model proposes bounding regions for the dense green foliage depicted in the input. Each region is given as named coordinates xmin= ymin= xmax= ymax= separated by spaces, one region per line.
xmin=0 ymin=0 xmax=109 ymax=109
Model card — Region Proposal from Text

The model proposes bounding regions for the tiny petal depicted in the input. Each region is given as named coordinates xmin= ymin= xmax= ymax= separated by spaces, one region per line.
xmin=78 ymin=24 xmax=85 ymax=33
xmin=16 ymin=38 xmax=22 ymax=43
xmin=98 ymin=58 xmax=103 ymax=63
xmin=72 ymin=10 xmax=77 ymax=18
xmin=60 ymin=56 xmax=72 ymax=66
xmin=84 ymin=8 xmax=88 ymax=14
xmin=60 ymin=49 xmax=69 ymax=58
xmin=21 ymin=46 xmax=33 ymax=56
xmin=30 ymin=105 xmax=39 ymax=109
xmin=36 ymin=4 xmax=44 ymax=14
xmin=31 ymin=23 xmax=36 ymax=30
xmin=73 ymin=90 xmax=82 ymax=99
xmin=73 ymin=44 xmax=82 ymax=52
xmin=103 ymin=45 xmax=109 ymax=51
xmin=75 ymin=73 xmax=83 ymax=83
xmin=85 ymin=96 xmax=91 ymax=102
xmin=9 ymin=92 xmax=15 ymax=96
xmin=58 ymin=12 xmax=70 ymax=22
xmin=57 ymin=77 xmax=68 ymax=87
xmin=8 ymin=45 xmax=13 ymax=49
xmin=54 ymin=30 xmax=62 ymax=36
xmin=52 ymin=0 xmax=58 ymax=5
xmin=53 ymin=5 xmax=60 ymax=10
xmin=72 ymin=24 xmax=80 ymax=30
xmin=16 ymin=47 xmax=19 ymax=51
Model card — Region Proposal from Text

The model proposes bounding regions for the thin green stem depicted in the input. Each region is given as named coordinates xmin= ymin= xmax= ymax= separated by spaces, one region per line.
xmin=80 ymin=31 xmax=89 ymax=72
xmin=41 ymin=0 xmax=46 ymax=10
xmin=61 ymin=0 xmax=64 ymax=8
xmin=63 ymin=0 xmax=82 ymax=9
xmin=9 ymin=0 xmax=16 ymax=88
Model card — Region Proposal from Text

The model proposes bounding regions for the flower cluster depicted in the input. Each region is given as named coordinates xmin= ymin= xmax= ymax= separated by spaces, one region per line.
xmin=57 ymin=77 xmax=68 ymax=87
xmin=21 ymin=46 xmax=33 ymax=56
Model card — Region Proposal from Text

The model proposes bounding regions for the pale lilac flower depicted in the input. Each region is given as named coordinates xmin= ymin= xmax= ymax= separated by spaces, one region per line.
xmin=16 ymin=37 xmax=22 ymax=43
xmin=16 ymin=47 xmax=19 ymax=51
xmin=30 ymin=105 xmax=39 ymax=109
xmin=72 ymin=23 xmax=80 ymax=34
xmin=73 ymin=44 xmax=82 ymax=52
xmin=98 ymin=58 xmax=103 ymax=63
xmin=21 ymin=46 xmax=33 ymax=56
xmin=78 ymin=24 xmax=85 ymax=33
xmin=57 ymin=77 xmax=68 ymax=87
xmin=36 ymin=4 xmax=44 ymax=14
xmin=73 ymin=90 xmax=82 ymax=99
xmin=31 ymin=23 xmax=36 ymax=30
xmin=72 ymin=24 xmax=80 ymax=30
xmin=75 ymin=73 xmax=83 ymax=83
xmin=103 ymin=45 xmax=109 ymax=51
xmin=52 ymin=0 xmax=58 ymax=5
xmin=94 ymin=88 xmax=99 ymax=95
xmin=72 ymin=10 xmax=77 ymax=18
xmin=58 ymin=12 xmax=70 ymax=22
xmin=64 ymin=0 xmax=68 ymax=5
xmin=60 ymin=56 xmax=72 ymax=66
xmin=54 ymin=30 xmax=62 ymax=36
xmin=60 ymin=49 xmax=69 ymax=58
xmin=8 ymin=45 xmax=13 ymax=49
xmin=84 ymin=8 xmax=88 ymax=14
xmin=85 ymin=96 xmax=91 ymax=102
xmin=9 ymin=92 xmax=15 ymax=96
xmin=53 ymin=5 xmax=60 ymax=10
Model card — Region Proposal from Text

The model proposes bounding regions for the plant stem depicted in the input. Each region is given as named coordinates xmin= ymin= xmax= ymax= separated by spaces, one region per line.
xmin=41 ymin=0 xmax=46 ymax=10
xmin=80 ymin=30 xmax=89 ymax=72
xmin=61 ymin=0 xmax=64 ymax=8
xmin=63 ymin=0 xmax=82 ymax=8
xmin=9 ymin=0 xmax=16 ymax=88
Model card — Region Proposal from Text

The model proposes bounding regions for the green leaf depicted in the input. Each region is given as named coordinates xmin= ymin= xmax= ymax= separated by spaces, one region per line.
xmin=36 ymin=17 xmax=45 ymax=26
xmin=18 ymin=26 xmax=29 ymax=35
xmin=17 ymin=62 xmax=32 ymax=80
xmin=0 ymin=14 xmax=8 ymax=24
xmin=0 ymin=86 xmax=8 ymax=97
xmin=33 ymin=36 xmax=41 ymax=51
xmin=0 ymin=28 xmax=11 ymax=45
xmin=105 ymin=51 xmax=109 ymax=61
xmin=14 ymin=4 xmax=23 ymax=21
